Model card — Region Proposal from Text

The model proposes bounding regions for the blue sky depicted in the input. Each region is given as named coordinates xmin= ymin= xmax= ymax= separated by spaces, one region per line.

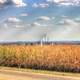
xmin=0 ymin=0 xmax=80 ymax=42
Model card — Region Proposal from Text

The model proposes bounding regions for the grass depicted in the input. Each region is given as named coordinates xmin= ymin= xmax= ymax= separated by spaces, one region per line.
xmin=0 ymin=66 xmax=80 ymax=78
xmin=0 ymin=44 xmax=80 ymax=72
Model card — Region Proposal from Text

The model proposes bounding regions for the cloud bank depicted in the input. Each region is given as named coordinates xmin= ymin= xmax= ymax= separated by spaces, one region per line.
xmin=32 ymin=3 xmax=49 ymax=8
xmin=47 ymin=0 xmax=80 ymax=6
xmin=0 ymin=0 xmax=27 ymax=7
xmin=7 ymin=17 xmax=21 ymax=23
xmin=37 ymin=16 xmax=51 ymax=21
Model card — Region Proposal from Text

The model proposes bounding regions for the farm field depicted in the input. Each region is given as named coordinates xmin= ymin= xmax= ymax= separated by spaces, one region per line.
xmin=0 ymin=44 xmax=80 ymax=72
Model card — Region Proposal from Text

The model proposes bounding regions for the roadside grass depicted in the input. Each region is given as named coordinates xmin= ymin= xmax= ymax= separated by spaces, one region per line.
xmin=0 ymin=66 xmax=80 ymax=78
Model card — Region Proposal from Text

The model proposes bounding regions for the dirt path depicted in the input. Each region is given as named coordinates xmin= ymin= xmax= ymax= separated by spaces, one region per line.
xmin=0 ymin=69 xmax=80 ymax=80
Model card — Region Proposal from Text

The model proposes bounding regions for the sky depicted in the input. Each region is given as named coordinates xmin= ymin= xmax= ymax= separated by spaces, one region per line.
xmin=0 ymin=0 xmax=80 ymax=42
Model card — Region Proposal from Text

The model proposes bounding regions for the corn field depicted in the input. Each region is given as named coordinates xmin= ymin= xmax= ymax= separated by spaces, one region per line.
xmin=0 ymin=44 xmax=80 ymax=72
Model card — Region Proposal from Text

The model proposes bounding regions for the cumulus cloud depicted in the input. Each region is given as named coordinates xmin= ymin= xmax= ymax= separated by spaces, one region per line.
xmin=0 ymin=0 xmax=27 ymax=7
xmin=32 ymin=3 xmax=49 ymax=8
xmin=1 ymin=17 xmax=80 ymax=41
xmin=37 ymin=16 xmax=51 ymax=21
xmin=0 ymin=18 xmax=49 ymax=42
xmin=52 ymin=17 xmax=55 ymax=20
xmin=48 ymin=18 xmax=80 ymax=41
xmin=75 ymin=17 xmax=80 ymax=21
xmin=7 ymin=17 xmax=21 ymax=23
xmin=47 ymin=0 xmax=80 ymax=6
xmin=12 ymin=0 xmax=27 ymax=7
xmin=20 ymin=13 xmax=28 ymax=17
xmin=0 ymin=0 xmax=6 ymax=4
xmin=58 ymin=18 xmax=78 ymax=26
xmin=30 ymin=21 xmax=48 ymax=27
xmin=31 ymin=22 xmax=41 ymax=26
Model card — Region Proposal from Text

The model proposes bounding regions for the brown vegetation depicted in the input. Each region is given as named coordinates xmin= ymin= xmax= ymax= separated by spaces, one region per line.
xmin=0 ymin=44 xmax=80 ymax=72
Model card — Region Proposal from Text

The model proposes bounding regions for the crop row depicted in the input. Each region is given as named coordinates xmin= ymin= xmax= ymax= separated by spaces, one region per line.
xmin=0 ymin=45 xmax=80 ymax=72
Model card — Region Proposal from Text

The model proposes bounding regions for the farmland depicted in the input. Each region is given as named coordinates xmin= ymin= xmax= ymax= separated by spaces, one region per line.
xmin=0 ymin=44 xmax=80 ymax=72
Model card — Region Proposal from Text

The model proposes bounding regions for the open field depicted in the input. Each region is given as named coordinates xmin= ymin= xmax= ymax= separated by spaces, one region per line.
xmin=0 ymin=44 xmax=80 ymax=72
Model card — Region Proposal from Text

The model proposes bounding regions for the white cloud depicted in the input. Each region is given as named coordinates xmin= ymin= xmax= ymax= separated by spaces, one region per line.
xmin=47 ymin=0 xmax=80 ymax=6
xmin=75 ymin=17 xmax=80 ymax=21
xmin=52 ymin=17 xmax=55 ymax=20
xmin=0 ymin=0 xmax=6 ymax=4
xmin=30 ymin=21 xmax=48 ymax=27
xmin=39 ymin=3 xmax=49 ymax=8
xmin=1 ymin=17 xmax=80 ymax=41
xmin=58 ymin=18 xmax=78 ymax=26
xmin=7 ymin=17 xmax=21 ymax=23
xmin=32 ymin=3 xmax=38 ymax=8
xmin=47 ymin=0 xmax=54 ymax=2
xmin=37 ymin=16 xmax=51 ymax=21
xmin=20 ymin=13 xmax=28 ymax=17
xmin=48 ymin=18 xmax=80 ymax=41
xmin=31 ymin=22 xmax=41 ymax=26
xmin=32 ymin=3 xmax=49 ymax=8
xmin=0 ymin=0 xmax=27 ymax=7
xmin=12 ymin=0 xmax=27 ymax=7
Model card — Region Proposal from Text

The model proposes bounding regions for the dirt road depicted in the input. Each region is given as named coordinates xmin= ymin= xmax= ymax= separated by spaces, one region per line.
xmin=0 ymin=69 xmax=80 ymax=80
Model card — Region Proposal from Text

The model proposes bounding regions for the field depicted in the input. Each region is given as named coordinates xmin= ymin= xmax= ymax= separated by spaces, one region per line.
xmin=0 ymin=44 xmax=80 ymax=72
